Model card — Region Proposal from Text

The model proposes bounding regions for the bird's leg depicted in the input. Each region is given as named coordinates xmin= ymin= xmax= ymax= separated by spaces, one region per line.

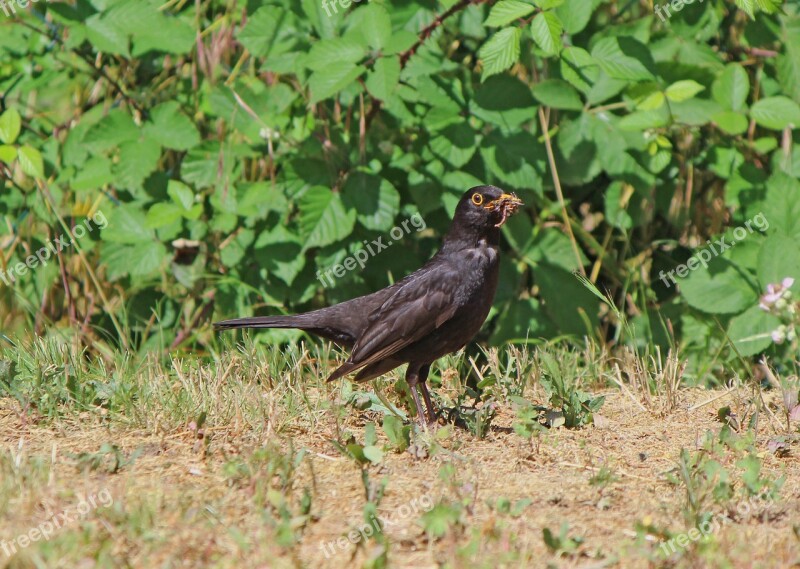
xmin=418 ymin=364 xmax=438 ymax=424
xmin=405 ymin=366 xmax=429 ymax=428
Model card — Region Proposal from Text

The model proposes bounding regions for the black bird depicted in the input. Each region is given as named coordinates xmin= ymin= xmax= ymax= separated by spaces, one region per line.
xmin=215 ymin=186 xmax=523 ymax=426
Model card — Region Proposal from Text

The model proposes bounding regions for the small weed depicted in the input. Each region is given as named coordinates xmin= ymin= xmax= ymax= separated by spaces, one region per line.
xmin=381 ymin=415 xmax=411 ymax=453
xmin=536 ymin=350 xmax=605 ymax=428
xmin=668 ymin=429 xmax=784 ymax=529
xmin=68 ymin=443 xmax=141 ymax=474
xmin=542 ymin=522 xmax=584 ymax=557
xmin=489 ymin=496 xmax=532 ymax=518
xmin=421 ymin=501 xmax=464 ymax=539
xmin=588 ymin=466 xmax=619 ymax=491
xmin=331 ymin=422 xmax=385 ymax=465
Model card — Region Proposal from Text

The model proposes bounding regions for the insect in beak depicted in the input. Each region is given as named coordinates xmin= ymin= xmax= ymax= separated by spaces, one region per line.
xmin=485 ymin=193 xmax=524 ymax=227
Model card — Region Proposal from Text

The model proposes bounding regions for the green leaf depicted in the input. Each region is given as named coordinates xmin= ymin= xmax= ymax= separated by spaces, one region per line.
xmin=143 ymin=102 xmax=200 ymax=151
xmin=342 ymin=172 xmax=401 ymax=232
xmin=536 ymin=263 xmax=599 ymax=335
xmin=382 ymin=415 xmax=410 ymax=452
xmin=524 ymin=228 xmax=588 ymax=271
xmin=103 ymin=205 xmax=155 ymax=244
xmin=131 ymin=15 xmax=194 ymax=56
xmin=665 ymin=80 xmax=705 ymax=102
xmin=308 ymin=62 xmax=365 ymax=104
xmin=603 ymin=182 xmax=632 ymax=230
xmin=366 ymin=56 xmax=400 ymax=101
xmin=0 ymin=145 xmax=17 ymax=165
xmin=85 ymin=110 xmax=139 ymax=153
xmin=431 ymin=123 xmax=479 ymax=168
xmin=554 ymin=0 xmax=593 ymax=34
xmin=0 ymin=108 xmax=21 ymax=144
xmin=490 ymin=297 xmax=555 ymax=344
xmin=106 ymin=241 xmax=167 ymax=278
xmin=678 ymin=257 xmax=758 ymax=315
xmin=591 ymin=36 xmax=655 ymax=82
xmin=18 ymin=145 xmax=44 ymax=179
xmin=168 ymin=180 xmax=195 ymax=211
xmin=751 ymin=97 xmax=800 ymax=130
xmin=670 ymin=99 xmax=723 ymax=126
xmin=530 ymin=11 xmax=563 ymax=56
xmin=306 ymin=37 xmax=366 ymax=71
xmin=253 ymin=226 xmax=305 ymax=286
xmin=301 ymin=0 xmax=340 ymax=39
xmin=560 ymin=46 xmax=600 ymax=93
xmin=71 ymin=156 xmax=114 ymax=192
xmin=84 ymin=1 xmax=196 ymax=57
xmin=734 ymin=0 xmax=782 ymax=18
xmin=470 ymin=75 xmax=538 ymax=129
xmin=220 ymin=228 xmax=255 ymax=268
xmin=712 ymin=111 xmax=749 ymax=135
xmin=115 ymin=140 xmax=161 ymax=190
xmin=776 ymin=52 xmax=800 ymax=105
xmin=618 ymin=107 xmax=670 ymax=130
xmin=362 ymin=445 xmax=384 ymax=464
xmin=762 ymin=173 xmax=800 ymax=240
xmin=354 ymin=4 xmax=392 ymax=50
xmin=727 ymin=305 xmax=782 ymax=356
xmin=299 ymin=187 xmax=356 ymax=250
xmin=85 ymin=13 xmax=130 ymax=57
xmin=479 ymin=27 xmax=521 ymax=82
xmin=712 ymin=64 xmax=750 ymax=111
xmin=237 ymin=7 xmax=293 ymax=58
xmin=481 ymin=130 xmax=546 ymax=190
xmin=484 ymin=0 xmax=536 ymax=27
xmin=145 ymin=203 xmax=184 ymax=228
xmin=637 ymin=90 xmax=665 ymax=111
xmin=532 ymin=79 xmax=582 ymax=110
xmin=757 ymin=232 xmax=800 ymax=288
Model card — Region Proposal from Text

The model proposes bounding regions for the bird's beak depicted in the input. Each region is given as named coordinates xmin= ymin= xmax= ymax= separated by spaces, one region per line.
xmin=485 ymin=193 xmax=524 ymax=227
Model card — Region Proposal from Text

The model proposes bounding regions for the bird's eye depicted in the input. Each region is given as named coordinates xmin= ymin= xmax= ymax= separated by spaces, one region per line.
xmin=471 ymin=194 xmax=484 ymax=206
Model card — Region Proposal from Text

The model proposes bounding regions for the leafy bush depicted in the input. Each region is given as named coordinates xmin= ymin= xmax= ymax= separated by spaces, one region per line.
xmin=0 ymin=0 xmax=798 ymax=378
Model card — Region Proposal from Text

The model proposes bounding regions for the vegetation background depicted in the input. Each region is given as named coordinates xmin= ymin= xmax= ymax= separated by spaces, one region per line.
xmin=1 ymin=0 xmax=800 ymax=567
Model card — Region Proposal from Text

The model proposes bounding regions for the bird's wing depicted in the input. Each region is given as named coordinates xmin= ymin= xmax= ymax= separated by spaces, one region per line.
xmin=328 ymin=263 xmax=460 ymax=379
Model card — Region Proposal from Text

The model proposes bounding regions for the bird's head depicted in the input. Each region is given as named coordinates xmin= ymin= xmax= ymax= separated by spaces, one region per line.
xmin=452 ymin=186 xmax=524 ymax=232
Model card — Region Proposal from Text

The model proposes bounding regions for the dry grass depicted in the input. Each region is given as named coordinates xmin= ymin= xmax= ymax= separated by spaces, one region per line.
xmin=0 ymin=341 xmax=798 ymax=568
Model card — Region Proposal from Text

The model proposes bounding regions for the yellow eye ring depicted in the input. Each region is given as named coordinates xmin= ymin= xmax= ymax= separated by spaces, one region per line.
xmin=471 ymin=194 xmax=484 ymax=206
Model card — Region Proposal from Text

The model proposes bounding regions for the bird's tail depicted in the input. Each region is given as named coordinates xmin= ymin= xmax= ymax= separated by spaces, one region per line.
xmin=213 ymin=315 xmax=308 ymax=331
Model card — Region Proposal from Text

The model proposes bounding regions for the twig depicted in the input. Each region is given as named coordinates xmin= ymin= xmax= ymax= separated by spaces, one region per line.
xmin=611 ymin=363 xmax=648 ymax=413
xmin=36 ymin=182 xmax=130 ymax=350
xmin=17 ymin=20 xmax=145 ymax=116
xmin=365 ymin=0 xmax=488 ymax=128
xmin=688 ymin=386 xmax=738 ymax=411
xmin=170 ymin=294 xmax=216 ymax=350
xmin=558 ymin=461 xmax=651 ymax=481
xmin=538 ymin=107 xmax=586 ymax=276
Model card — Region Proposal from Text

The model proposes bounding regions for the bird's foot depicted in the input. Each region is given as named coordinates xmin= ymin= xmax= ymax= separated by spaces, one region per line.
xmin=416 ymin=413 xmax=441 ymax=431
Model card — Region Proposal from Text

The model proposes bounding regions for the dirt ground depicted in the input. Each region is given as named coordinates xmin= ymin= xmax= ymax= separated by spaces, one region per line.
xmin=1 ymin=386 xmax=798 ymax=568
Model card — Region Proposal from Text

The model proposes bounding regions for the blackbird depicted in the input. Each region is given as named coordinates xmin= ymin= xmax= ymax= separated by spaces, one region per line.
xmin=215 ymin=186 xmax=523 ymax=426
